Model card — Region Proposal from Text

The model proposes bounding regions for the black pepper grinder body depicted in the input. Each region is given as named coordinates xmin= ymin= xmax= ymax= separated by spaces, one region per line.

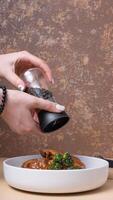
xmin=20 ymin=68 xmax=69 ymax=133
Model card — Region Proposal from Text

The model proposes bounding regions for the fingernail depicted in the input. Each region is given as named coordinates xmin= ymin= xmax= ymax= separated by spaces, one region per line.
xmin=18 ymin=84 xmax=25 ymax=91
xmin=56 ymin=104 xmax=65 ymax=111
xmin=51 ymin=78 xmax=55 ymax=84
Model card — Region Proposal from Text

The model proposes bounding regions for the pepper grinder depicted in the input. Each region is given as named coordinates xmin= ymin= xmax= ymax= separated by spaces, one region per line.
xmin=20 ymin=68 xmax=69 ymax=133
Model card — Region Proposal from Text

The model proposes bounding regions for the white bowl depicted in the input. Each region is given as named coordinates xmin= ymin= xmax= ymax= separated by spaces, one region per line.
xmin=3 ymin=155 xmax=109 ymax=193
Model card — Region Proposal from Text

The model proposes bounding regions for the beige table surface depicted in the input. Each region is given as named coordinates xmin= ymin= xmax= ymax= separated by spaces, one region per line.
xmin=0 ymin=158 xmax=113 ymax=200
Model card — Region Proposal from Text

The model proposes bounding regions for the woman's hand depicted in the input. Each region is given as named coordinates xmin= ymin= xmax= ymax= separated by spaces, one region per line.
xmin=0 ymin=51 xmax=53 ymax=89
xmin=1 ymin=90 xmax=65 ymax=134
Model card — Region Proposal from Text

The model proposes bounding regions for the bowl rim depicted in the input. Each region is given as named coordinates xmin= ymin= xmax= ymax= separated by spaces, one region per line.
xmin=3 ymin=154 xmax=109 ymax=172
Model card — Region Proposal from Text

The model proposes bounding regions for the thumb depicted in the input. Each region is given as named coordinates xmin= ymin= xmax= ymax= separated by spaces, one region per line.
xmin=6 ymin=72 xmax=25 ymax=90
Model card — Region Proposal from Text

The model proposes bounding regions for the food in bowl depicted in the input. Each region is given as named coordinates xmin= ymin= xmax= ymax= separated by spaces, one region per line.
xmin=22 ymin=149 xmax=85 ymax=170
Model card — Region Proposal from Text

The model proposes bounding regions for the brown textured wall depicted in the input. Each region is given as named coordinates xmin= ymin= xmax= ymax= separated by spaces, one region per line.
xmin=0 ymin=0 xmax=113 ymax=157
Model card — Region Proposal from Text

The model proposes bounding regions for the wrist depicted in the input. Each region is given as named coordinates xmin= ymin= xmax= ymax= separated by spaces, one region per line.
xmin=0 ymin=85 xmax=7 ymax=114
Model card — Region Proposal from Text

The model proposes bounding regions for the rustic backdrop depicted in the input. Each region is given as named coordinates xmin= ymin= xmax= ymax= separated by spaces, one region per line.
xmin=0 ymin=0 xmax=113 ymax=157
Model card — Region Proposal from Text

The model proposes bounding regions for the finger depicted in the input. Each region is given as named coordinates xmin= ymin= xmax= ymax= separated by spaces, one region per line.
xmin=5 ymin=71 xmax=25 ymax=89
xmin=29 ymin=96 xmax=65 ymax=113
xmin=21 ymin=51 xmax=53 ymax=83
xmin=24 ymin=111 xmax=40 ymax=134
xmin=35 ymin=121 xmax=41 ymax=132
xmin=31 ymin=110 xmax=39 ymax=123
xmin=33 ymin=112 xmax=39 ymax=123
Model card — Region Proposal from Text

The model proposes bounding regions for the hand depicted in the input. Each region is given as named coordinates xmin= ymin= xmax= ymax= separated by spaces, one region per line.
xmin=0 ymin=51 xmax=53 ymax=89
xmin=1 ymin=90 xmax=65 ymax=134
